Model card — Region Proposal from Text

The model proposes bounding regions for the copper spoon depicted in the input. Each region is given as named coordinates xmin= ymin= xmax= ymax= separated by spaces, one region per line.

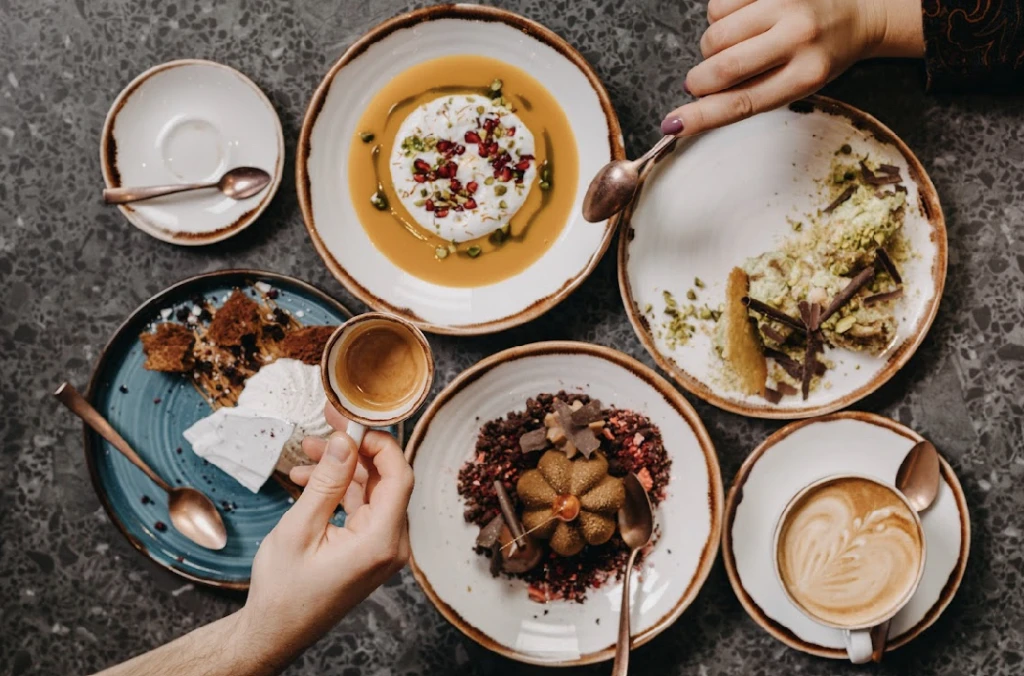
xmin=54 ymin=383 xmax=228 ymax=550
xmin=870 ymin=440 xmax=941 ymax=662
xmin=102 ymin=166 xmax=271 ymax=205
xmin=612 ymin=474 xmax=655 ymax=676
xmin=582 ymin=135 xmax=676 ymax=223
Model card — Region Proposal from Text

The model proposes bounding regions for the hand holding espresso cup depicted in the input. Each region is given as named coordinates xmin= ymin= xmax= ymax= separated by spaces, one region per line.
xmin=320 ymin=312 xmax=435 ymax=449
xmin=774 ymin=475 xmax=927 ymax=663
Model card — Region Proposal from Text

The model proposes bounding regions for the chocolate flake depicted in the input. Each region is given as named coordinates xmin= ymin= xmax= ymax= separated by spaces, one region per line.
xmin=801 ymin=332 xmax=821 ymax=400
xmin=519 ymin=428 xmax=549 ymax=453
xmin=874 ymin=247 xmax=903 ymax=285
xmin=777 ymin=382 xmax=799 ymax=397
xmin=877 ymin=163 xmax=901 ymax=176
xmin=860 ymin=160 xmax=902 ymax=185
xmin=570 ymin=400 xmax=603 ymax=426
xmin=798 ymin=301 xmax=820 ymax=332
xmin=477 ymin=513 xmax=505 ymax=548
xmin=489 ymin=542 xmax=503 ymax=577
xmin=864 ymin=288 xmax=904 ymax=305
xmin=493 ymin=480 xmax=524 ymax=541
xmin=742 ymin=297 xmax=806 ymax=332
xmin=821 ymin=267 xmax=876 ymax=324
xmin=823 ymin=185 xmax=856 ymax=213
xmin=763 ymin=387 xmax=783 ymax=404
xmin=553 ymin=399 xmax=602 ymax=459
xmin=760 ymin=323 xmax=788 ymax=345
xmin=765 ymin=348 xmax=804 ymax=381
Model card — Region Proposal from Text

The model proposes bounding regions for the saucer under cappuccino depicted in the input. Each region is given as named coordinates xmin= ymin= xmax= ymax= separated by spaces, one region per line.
xmin=776 ymin=476 xmax=924 ymax=629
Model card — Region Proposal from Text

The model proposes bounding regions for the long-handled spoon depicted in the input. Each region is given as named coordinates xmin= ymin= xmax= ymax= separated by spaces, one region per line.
xmin=54 ymin=383 xmax=228 ymax=550
xmin=611 ymin=474 xmax=655 ymax=676
xmin=870 ymin=440 xmax=941 ymax=662
xmin=102 ymin=166 xmax=271 ymax=205
xmin=582 ymin=135 xmax=676 ymax=223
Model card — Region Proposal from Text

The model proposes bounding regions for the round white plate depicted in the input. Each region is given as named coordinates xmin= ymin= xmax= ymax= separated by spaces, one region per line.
xmin=405 ymin=342 xmax=723 ymax=665
xmin=101 ymin=60 xmax=284 ymax=245
xmin=298 ymin=5 xmax=623 ymax=335
xmin=723 ymin=412 xmax=970 ymax=658
xmin=620 ymin=96 xmax=947 ymax=418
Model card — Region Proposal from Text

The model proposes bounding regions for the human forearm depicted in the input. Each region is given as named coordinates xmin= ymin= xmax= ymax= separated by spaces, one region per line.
xmin=93 ymin=611 xmax=291 ymax=676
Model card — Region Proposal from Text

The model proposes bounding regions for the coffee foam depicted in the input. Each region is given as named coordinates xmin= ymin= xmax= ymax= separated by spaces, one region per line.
xmin=777 ymin=477 xmax=923 ymax=628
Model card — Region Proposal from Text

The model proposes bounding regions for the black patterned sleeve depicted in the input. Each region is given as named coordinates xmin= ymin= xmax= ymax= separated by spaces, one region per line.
xmin=923 ymin=0 xmax=1024 ymax=91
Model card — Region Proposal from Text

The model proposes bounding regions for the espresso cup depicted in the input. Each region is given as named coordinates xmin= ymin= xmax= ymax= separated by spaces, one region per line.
xmin=773 ymin=474 xmax=927 ymax=663
xmin=321 ymin=313 xmax=434 ymax=448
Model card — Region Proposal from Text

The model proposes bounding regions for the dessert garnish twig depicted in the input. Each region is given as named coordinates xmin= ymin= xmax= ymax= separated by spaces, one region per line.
xmin=742 ymin=297 xmax=805 ymax=332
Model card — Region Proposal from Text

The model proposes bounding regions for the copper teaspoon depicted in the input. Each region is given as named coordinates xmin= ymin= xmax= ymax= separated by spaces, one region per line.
xmin=612 ymin=473 xmax=655 ymax=676
xmin=103 ymin=166 xmax=271 ymax=205
xmin=582 ymin=135 xmax=676 ymax=223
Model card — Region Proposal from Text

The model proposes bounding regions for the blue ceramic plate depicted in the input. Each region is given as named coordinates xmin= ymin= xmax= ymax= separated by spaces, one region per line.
xmin=84 ymin=269 xmax=402 ymax=589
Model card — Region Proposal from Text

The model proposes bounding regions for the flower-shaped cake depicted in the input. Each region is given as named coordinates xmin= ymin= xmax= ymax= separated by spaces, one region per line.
xmin=516 ymin=450 xmax=626 ymax=556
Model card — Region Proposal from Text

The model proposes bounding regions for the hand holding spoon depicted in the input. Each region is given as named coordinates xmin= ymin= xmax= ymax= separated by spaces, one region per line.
xmin=54 ymin=383 xmax=228 ymax=550
xmin=582 ymin=135 xmax=676 ymax=223
xmin=103 ymin=166 xmax=271 ymax=205
xmin=611 ymin=473 xmax=655 ymax=676
xmin=870 ymin=439 xmax=941 ymax=662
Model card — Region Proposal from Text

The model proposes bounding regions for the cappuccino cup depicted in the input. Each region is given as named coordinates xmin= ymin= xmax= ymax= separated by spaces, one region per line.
xmin=773 ymin=474 xmax=926 ymax=663
xmin=321 ymin=313 xmax=434 ymax=448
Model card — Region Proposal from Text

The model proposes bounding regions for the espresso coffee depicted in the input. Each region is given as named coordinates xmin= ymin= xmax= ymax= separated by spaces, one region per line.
xmin=776 ymin=476 xmax=924 ymax=628
xmin=334 ymin=322 xmax=428 ymax=412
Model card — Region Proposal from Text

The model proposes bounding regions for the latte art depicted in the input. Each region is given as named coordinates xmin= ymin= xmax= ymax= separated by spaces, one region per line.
xmin=777 ymin=477 xmax=923 ymax=628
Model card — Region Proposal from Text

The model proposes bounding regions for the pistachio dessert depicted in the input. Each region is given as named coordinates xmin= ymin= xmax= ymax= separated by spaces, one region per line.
xmin=714 ymin=153 xmax=910 ymax=401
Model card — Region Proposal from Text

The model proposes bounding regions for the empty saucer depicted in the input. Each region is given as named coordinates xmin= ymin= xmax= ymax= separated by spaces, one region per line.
xmin=101 ymin=59 xmax=283 ymax=245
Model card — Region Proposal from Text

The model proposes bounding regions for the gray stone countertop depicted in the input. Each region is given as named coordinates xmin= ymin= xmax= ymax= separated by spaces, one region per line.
xmin=1 ymin=0 xmax=1022 ymax=674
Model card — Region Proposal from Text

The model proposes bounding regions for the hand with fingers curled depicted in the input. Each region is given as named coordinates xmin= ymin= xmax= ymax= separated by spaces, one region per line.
xmin=660 ymin=0 xmax=926 ymax=137
xmin=237 ymin=403 xmax=414 ymax=668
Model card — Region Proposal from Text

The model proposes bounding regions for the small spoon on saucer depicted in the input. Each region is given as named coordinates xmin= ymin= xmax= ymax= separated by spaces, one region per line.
xmin=102 ymin=166 xmax=271 ymax=205
xmin=612 ymin=473 xmax=655 ymax=676
xmin=870 ymin=439 xmax=941 ymax=662
xmin=54 ymin=383 xmax=228 ymax=550
xmin=582 ymin=135 xmax=676 ymax=223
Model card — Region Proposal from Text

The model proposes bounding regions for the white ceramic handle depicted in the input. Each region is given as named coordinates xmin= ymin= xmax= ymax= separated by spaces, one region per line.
xmin=845 ymin=628 xmax=874 ymax=664
xmin=346 ymin=420 xmax=367 ymax=449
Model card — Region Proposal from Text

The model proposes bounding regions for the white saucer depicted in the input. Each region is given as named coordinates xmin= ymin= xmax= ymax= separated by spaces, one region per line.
xmin=405 ymin=342 xmax=723 ymax=665
xmin=101 ymin=60 xmax=284 ymax=245
xmin=723 ymin=412 xmax=970 ymax=658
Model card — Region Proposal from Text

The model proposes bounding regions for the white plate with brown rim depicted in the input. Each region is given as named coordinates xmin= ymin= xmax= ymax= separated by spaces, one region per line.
xmin=101 ymin=60 xmax=284 ymax=245
xmin=297 ymin=5 xmax=623 ymax=335
xmin=723 ymin=411 xmax=969 ymax=658
xmin=404 ymin=341 xmax=723 ymax=666
xmin=619 ymin=96 xmax=947 ymax=418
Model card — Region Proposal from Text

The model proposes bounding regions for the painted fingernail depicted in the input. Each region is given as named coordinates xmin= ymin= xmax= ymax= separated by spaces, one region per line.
xmin=660 ymin=117 xmax=684 ymax=136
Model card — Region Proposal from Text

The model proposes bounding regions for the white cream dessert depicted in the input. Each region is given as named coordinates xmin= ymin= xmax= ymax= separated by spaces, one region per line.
xmin=183 ymin=408 xmax=294 ymax=493
xmin=236 ymin=358 xmax=331 ymax=472
xmin=183 ymin=358 xmax=333 ymax=492
xmin=390 ymin=94 xmax=537 ymax=243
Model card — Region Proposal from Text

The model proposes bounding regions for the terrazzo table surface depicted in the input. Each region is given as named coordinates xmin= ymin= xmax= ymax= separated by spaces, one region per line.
xmin=2 ymin=1 xmax=1022 ymax=674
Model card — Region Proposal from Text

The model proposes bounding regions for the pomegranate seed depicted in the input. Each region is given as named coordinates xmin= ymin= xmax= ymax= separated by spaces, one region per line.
xmin=520 ymin=154 xmax=535 ymax=161
xmin=436 ymin=140 xmax=453 ymax=153
xmin=454 ymin=205 xmax=464 ymax=212
xmin=506 ymin=126 xmax=516 ymax=137
xmin=465 ymin=131 xmax=482 ymax=144
xmin=450 ymin=179 xmax=463 ymax=192
xmin=465 ymin=198 xmax=477 ymax=209
xmin=498 ymin=167 xmax=513 ymax=182
xmin=483 ymin=118 xmax=498 ymax=132
xmin=435 ymin=208 xmax=449 ymax=218
xmin=413 ymin=173 xmax=427 ymax=183
xmin=467 ymin=181 xmax=478 ymax=193
xmin=515 ymin=159 xmax=531 ymax=171
xmin=428 ymin=171 xmax=437 ymax=181
xmin=489 ymin=143 xmax=500 ymax=156
xmin=425 ymin=200 xmax=434 ymax=211
xmin=477 ymin=143 xmax=489 ymax=157
xmin=455 ymin=145 xmax=466 ymax=155
xmin=414 ymin=159 xmax=431 ymax=173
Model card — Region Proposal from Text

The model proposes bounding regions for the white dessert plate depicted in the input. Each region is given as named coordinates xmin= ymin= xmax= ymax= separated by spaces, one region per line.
xmin=298 ymin=5 xmax=623 ymax=335
xmin=723 ymin=412 xmax=970 ymax=658
xmin=101 ymin=60 xmax=284 ymax=245
xmin=405 ymin=342 xmax=723 ymax=666
xmin=620 ymin=96 xmax=947 ymax=418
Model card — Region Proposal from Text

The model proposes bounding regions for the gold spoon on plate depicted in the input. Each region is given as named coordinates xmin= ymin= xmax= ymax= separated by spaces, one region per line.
xmin=582 ymin=136 xmax=676 ymax=223
xmin=55 ymin=383 xmax=228 ymax=550
xmin=611 ymin=473 xmax=656 ymax=676
xmin=102 ymin=166 xmax=271 ymax=205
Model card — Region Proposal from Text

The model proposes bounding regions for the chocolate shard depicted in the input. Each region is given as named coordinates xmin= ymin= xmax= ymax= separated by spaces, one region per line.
xmin=570 ymin=400 xmax=603 ymax=426
xmin=823 ymin=185 xmax=856 ymax=214
xmin=814 ymin=360 xmax=827 ymax=377
xmin=572 ymin=427 xmax=602 ymax=458
xmin=477 ymin=513 xmax=505 ymax=548
xmin=860 ymin=161 xmax=903 ymax=186
xmin=489 ymin=541 xmax=503 ymax=577
xmin=553 ymin=399 xmax=576 ymax=436
xmin=761 ymin=323 xmax=788 ymax=345
xmin=519 ymin=428 xmax=549 ymax=453
xmin=864 ymin=288 xmax=904 ymax=306
xmin=763 ymin=387 xmax=783 ymax=404
xmin=821 ymin=267 xmax=876 ymax=324
xmin=874 ymin=248 xmax=903 ymax=285
xmin=801 ymin=332 xmax=822 ymax=400
xmin=777 ymin=382 xmax=799 ymax=396
xmin=798 ymin=301 xmax=811 ymax=329
xmin=809 ymin=302 xmax=821 ymax=332
xmin=765 ymin=348 xmax=804 ymax=381
xmin=877 ymin=163 xmax=901 ymax=176
xmin=742 ymin=297 xmax=806 ymax=332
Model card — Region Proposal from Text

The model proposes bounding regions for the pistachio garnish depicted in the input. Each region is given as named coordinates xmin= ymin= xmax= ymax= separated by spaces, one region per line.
xmin=359 ymin=131 xmax=375 ymax=143
xmin=467 ymin=245 xmax=482 ymax=258
xmin=370 ymin=190 xmax=389 ymax=211
xmin=435 ymin=245 xmax=449 ymax=260
xmin=494 ymin=185 xmax=508 ymax=196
